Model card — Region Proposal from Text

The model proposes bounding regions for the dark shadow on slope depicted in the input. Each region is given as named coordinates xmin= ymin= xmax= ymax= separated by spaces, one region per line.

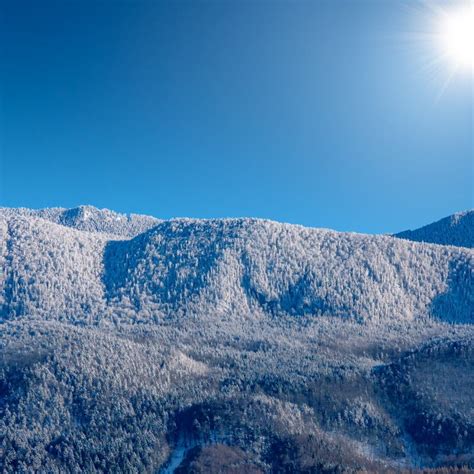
xmin=0 ymin=220 xmax=28 ymax=321
xmin=102 ymin=221 xmax=238 ymax=315
xmin=242 ymin=271 xmax=334 ymax=318
xmin=103 ymin=239 xmax=134 ymax=297
xmin=103 ymin=231 xmax=153 ymax=311
xmin=430 ymin=258 xmax=473 ymax=324
xmin=240 ymin=251 xmax=352 ymax=320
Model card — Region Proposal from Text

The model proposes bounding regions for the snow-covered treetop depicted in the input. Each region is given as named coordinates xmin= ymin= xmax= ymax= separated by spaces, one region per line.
xmin=0 ymin=207 xmax=472 ymax=326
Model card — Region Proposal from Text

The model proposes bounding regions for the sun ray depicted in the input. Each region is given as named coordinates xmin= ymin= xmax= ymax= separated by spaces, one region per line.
xmin=398 ymin=0 xmax=473 ymax=100
xmin=436 ymin=2 xmax=474 ymax=69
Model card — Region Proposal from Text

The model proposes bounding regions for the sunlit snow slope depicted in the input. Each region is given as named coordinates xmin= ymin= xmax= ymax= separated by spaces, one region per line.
xmin=0 ymin=208 xmax=472 ymax=325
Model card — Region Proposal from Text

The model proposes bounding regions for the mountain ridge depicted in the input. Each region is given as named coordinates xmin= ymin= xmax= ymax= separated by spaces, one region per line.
xmin=395 ymin=210 xmax=473 ymax=249
xmin=0 ymin=205 xmax=161 ymax=238
xmin=0 ymin=208 xmax=472 ymax=325
xmin=3 ymin=205 xmax=472 ymax=248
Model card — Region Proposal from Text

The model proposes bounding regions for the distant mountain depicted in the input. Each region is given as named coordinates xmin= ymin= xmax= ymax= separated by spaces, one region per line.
xmin=395 ymin=210 xmax=473 ymax=248
xmin=0 ymin=205 xmax=160 ymax=237
xmin=0 ymin=207 xmax=473 ymax=473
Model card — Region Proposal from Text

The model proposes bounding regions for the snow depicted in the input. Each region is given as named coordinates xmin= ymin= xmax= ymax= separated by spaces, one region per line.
xmin=0 ymin=206 xmax=472 ymax=472
xmin=395 ymin=209 xmax=473 ymax=248
xmin=0 ymin=208 xmax=472 ymax=326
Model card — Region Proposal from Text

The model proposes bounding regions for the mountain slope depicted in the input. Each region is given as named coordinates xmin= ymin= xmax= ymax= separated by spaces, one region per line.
xmin=0 ymin=215 xmax=107 ymax=322
xmin=395 ymin=210 xmax=474 ymax=249
xmin=1 ymin=317 xmax=473 ymax=473
xmin=0 ymin=213 xmax=472 ymax=325
xmin=104 ymin=218 xmax=473 ymax=324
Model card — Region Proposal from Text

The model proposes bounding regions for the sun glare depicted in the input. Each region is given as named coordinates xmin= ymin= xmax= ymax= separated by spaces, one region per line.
xmin=437 ymin=3 xmax=474 ymax=69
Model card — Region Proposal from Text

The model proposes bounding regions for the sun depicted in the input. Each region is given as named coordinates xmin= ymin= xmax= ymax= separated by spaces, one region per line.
xmin=437 ymin=3 xmax=474 ymax=69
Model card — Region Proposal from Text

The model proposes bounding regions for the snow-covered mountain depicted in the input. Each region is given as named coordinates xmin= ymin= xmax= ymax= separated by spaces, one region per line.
xmin=0 ymin=210 xmax=472 ymax=325
xmin=1 ymin=207 xmax=473 ymax=473
xmin=395 ymin=210 xmax=473 ymax=249
xmin=0 ymin=205 xmax=160 ymax=237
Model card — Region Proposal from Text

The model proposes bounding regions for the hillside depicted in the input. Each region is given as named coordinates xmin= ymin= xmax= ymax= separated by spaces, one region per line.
xmin=0 ymin=207 xmax=473 ymax=473
xmin=1 ymin=317 xmax=473 ymax=473
xmin=395 ymin=210 xmax=474 ymax=249
xmin=0 ymin=212 xmax=472 ymax=325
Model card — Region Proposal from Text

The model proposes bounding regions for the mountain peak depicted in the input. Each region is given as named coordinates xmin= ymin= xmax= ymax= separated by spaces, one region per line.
xmin=0 ymin=205 xmax=161 ymax=238
xmin=395 ymin=210 xmax=473 ymax=248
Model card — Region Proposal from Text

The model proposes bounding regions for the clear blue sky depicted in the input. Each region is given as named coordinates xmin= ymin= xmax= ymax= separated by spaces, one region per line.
xmin=0 ymin=0 xmax=472 ymax=233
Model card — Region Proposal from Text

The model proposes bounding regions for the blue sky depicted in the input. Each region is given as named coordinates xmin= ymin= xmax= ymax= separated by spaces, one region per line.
xmin=0 ymin=0 xmax=472 ymax=233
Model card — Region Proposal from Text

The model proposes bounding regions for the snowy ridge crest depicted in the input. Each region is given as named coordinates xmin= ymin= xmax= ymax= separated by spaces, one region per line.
xmin=0 ymin=205 xmax=161 ymax=238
